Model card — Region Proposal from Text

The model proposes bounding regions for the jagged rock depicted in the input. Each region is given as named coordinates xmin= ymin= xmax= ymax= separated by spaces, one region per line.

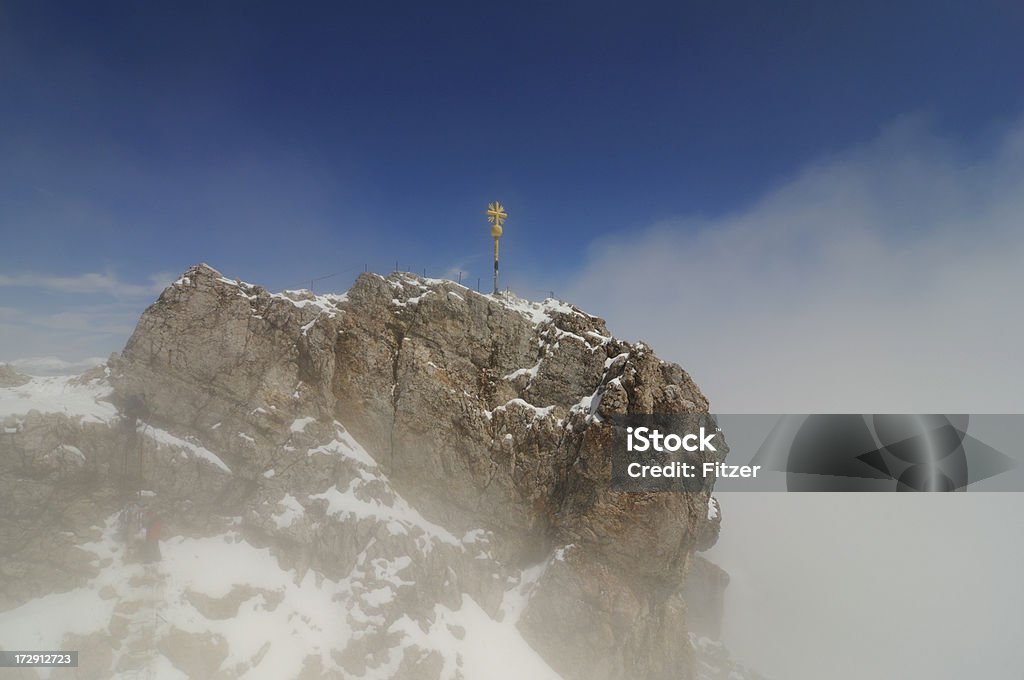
xmin=184 ymin=585 xmax=283 ymax=620
xmin=0 ymin=264 xmax=737 ymax=680
xmin=683 ymin=555 xmax=731 ymax=640
xmin=691 ymin=634 xmax=770 ymax=680
xmin=64 ymin=630 xmax=116 ymax=680
xmin=157 ymin=628 xmax=228 ymax=678
xmin=695 ymin=496 xmax=723 ymax=552
xmin=0 ymin=365 xmax=30 ymax=387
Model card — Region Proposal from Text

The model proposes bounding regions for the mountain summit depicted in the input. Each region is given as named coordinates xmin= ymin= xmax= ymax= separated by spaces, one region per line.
xmin=0 ymin=264 xmax=758 ymax=680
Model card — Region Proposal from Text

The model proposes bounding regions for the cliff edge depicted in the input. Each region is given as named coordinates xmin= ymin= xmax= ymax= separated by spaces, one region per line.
xmin=0 ymin=264 xmax=747 ymax=680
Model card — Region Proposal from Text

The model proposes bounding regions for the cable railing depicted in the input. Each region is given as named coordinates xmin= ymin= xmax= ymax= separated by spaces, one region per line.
xmin=302 ymin=263 xmax=561 ymax=301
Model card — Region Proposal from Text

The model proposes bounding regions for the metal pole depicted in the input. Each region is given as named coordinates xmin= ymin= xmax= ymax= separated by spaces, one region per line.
xmin=493 ymin=238 xmax=499 ymax=294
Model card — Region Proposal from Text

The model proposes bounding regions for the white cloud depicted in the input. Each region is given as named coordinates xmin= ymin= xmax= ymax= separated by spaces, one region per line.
xmin=0 ymin=269 xmax=172 ymax=362
xmin=566 ymin=115 xmax=1024 ymax=413
xmin=0 ymin=270 xmax=173 ymax=298
xmin=0 ymin=302 xmax=149 ymax=364
xmin=707 ymin=493 xmax=1024 ymax=680
xmin=565 ymin=113 xmax=1024 ymax=680
xmin=3 ymin=356 xmax=107 ymax=376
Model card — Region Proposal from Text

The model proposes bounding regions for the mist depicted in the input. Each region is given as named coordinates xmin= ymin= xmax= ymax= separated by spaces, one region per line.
xmin=566 ymin=114 xmax=1024 ymax=679
xmin=567 ymin=114 xmax=1024 ymax=413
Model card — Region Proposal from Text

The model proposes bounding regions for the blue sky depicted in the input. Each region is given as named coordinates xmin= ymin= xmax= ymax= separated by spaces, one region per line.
xmin=2 ymin=1 xmax=1024 ymax=367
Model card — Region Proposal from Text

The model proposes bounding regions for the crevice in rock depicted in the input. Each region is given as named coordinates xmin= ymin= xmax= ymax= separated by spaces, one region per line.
xmin=388 ymin=327 xmax=405 ymax=471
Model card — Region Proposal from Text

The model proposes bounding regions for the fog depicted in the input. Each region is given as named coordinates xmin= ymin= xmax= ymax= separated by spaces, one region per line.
xmin=567 ymin=114 xmax=1024 ymax=414
xmin=566 ymin=115 xmax=1024 ymax=679
xmin=706 ymin=494 xmax=1024 ymax=679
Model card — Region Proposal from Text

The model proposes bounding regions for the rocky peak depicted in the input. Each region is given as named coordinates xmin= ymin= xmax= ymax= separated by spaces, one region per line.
xmin=0 ymin=264 xmax=739 ymax=680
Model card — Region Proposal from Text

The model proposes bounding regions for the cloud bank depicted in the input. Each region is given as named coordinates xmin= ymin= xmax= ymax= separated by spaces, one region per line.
xmin=0 ymin=271 xmax=173 ymax=298
xmin=567 ymin=114 xmax=1024 ymax=413
xmin=566 ymin=114 xmax=1024 ymax=680
xmin=3 ymin=356 xmax=107 ymax=376
xmin=0 ymin=270 xmax=173 ymax=364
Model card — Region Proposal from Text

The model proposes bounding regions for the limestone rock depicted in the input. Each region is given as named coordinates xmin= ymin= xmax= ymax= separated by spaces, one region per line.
xmin=0 ymin=365 xmax=30 ymax=387
xmin=0 ymin=264 xmax=736 ymax=680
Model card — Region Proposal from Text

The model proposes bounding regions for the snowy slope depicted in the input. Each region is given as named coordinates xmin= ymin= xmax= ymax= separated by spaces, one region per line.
xmin=0 ymin=373 xmax=116 ymax=426
xmin=0 ymin=374 xmax=568 ymax=680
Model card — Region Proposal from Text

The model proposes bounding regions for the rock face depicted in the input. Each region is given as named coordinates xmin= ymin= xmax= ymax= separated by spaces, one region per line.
xmin=683 ymin=555 xmax=730 ymax=640
xmin=0 ymin=365 xmax=31 ymax=388
xmin=0 ymin=264 xmax=735 ymax=680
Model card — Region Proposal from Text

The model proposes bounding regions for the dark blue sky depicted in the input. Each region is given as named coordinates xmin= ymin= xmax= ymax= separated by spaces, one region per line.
xmin=2 ymin=0 xmax=1023 ymax=296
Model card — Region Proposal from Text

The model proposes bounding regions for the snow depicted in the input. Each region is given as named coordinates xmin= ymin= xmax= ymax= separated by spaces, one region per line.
xmin=311 ymin=479 xmax=461 ymax=548
xmin=411 ymin=274 xmax=470 ymax=289
xmin=271 ymin=494 xmax=305 ymax=529
xmin=553 ymin=544 xmax=576 ymax=562
xmin=493 ymin=294 xmax=582 ymax=327
xmin=159 ymin=516 xmax=434 ymax=674
xmin=57 ymin=444 xmax=85 ymax=460
xmin=707 ymin=497 xmax=720 ymax=521
xmin=391 ymin=594 xmax=565 ymax=680
xmin=361 ymin=585 xmax=396 ymax=607
xmin=461 ymin=529 xmax=489 ymax=544
xmin=499 ymin=558 xmax=550 ymax=625
xmin=274 ymin=291 xmax=346 ymax=335
xmin=102 ymin=520 xmax=355 ymax=678
xmin=141 ymin=424 xmax=232 ymax=473
xmin=0 ymin=358 xmax=574 ymax=680
xmin=274 ymin=291 xmax=347 ymax=314
xmin=604 ymin=351 xmax=630 ymax=368
xmin=289 ymin=416 xmax=316 ymax=433
xmin=543 ymin=326 xmax=587 ymax=344
xmin=149 ymin=654 xmax=190 ymax=680
xmin=210 ymin=273 xmax=345 ymax=333
xmin=0 ymin=587 xmax=115 ymax=658
xmin=504 ymin=360 xmax=542 ymax=381
xmin=0 ymin=375 xmax=117 ymax=423
xmin=0 ymin=418 xmax=572 ymax=680
xmin=495 ymin=398 xmax=555 ymax=418
xmin=306 ymin=427 xmax=377 ymax=467
xmin=391 ymin=289 xmax=436 ymax=307
xmin=571 ymin=388 xmax=602 ymax=420
xmin=0 ymin=519 xmax=366 ymax=678
xmin=303 ymin=427 xmax=461 ymax=550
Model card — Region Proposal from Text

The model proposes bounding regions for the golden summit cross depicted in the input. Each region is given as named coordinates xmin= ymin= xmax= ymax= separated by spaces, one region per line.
xmin=486 ymin=202 xmax=507 ymax=231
